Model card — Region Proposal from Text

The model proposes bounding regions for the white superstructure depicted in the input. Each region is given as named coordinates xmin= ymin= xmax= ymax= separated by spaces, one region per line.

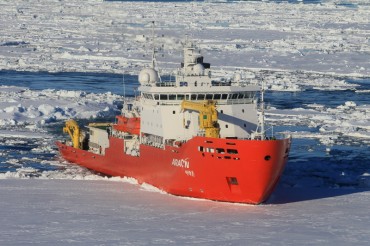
xmin=132 ymin=41 xmax=260 ymax=146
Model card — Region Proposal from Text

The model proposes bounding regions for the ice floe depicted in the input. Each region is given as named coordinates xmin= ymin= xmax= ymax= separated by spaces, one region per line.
xmin=267 ymin=100 xmax=370 ymax=145
xmin=0 ymin=0 xmax=368 ymax=77
xmin=0 ymin=86 xmax=123 ymax=128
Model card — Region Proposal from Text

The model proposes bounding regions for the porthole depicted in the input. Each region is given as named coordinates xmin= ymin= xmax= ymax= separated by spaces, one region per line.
xmin=265 ymin=155 xmax=271 ymax=161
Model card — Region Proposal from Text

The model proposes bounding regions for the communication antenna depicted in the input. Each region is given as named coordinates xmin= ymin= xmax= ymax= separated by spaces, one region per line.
xmin=151 ymin=21 xmax=156 ymax=69
xmin=122 ymin=70 xmax=126 ymax=98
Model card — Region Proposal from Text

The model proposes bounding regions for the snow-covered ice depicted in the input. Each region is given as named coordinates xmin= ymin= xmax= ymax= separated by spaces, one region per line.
xmin=267 ymin=100 xmax=370 ymax=145
xmin=0 ymin=179 xmax=369 ymax=245
xmin=0 ymin=85 xmax=122 ymax=128
xmin=0 ymin=0 xmax=369 ymax=77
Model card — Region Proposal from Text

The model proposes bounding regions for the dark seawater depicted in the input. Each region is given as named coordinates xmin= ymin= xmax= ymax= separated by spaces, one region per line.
xmin=0 ymin=70 xmax=369 ymax=189
xmin=0 ymin=70 xmax=139 ymax=96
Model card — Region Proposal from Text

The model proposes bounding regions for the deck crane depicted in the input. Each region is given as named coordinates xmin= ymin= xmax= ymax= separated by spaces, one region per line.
xmin=181 ymin=100 xmax=220 ymax=138
xmin=63 ymin=119 xmax=81 ymax=149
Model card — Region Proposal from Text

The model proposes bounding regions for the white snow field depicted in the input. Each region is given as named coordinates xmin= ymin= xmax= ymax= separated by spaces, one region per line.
xmin=1 ymin=0 xmax=370 ymax=244
xmin=0 ymin=0 xmax=369 ymax=77
xmin=0 ymin=179 xmax=370 ymax=245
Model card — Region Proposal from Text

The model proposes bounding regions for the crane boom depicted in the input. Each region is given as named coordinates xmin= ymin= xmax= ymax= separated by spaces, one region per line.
xmin=63 ymin=119 xmax=81 ymax=149
xmin=181 ymin=100 xmax=220 ymax=138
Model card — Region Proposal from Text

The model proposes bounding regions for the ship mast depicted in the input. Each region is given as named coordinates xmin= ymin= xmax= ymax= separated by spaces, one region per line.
xmin=260 ymin=79 xmax=266 ymax=140
xmin=150 ymin=21 xmax=162 ymax=83
xmin=253 ymin=78 xmax=266 ymax=140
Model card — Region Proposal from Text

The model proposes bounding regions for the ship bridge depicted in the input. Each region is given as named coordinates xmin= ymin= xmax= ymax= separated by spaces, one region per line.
xmin=136 ymin=41 xmax=260 ymax=146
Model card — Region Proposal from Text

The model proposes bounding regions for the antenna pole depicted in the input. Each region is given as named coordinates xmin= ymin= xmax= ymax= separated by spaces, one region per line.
xmin=151 ymin=21 xmax=155 ymax=69
xmin=150 ymin=20 xmax=162 ymax=83
xmin=260 ymin=79 xmax=265 ymax=140
xmin=123 ymin=70 xmax=126 ymax=98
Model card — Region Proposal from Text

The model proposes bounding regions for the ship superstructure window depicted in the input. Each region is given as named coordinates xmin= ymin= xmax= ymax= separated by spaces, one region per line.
xmin=150 ymin=92 xmax=255 ymax=101
xmin=142 ymin=93 xmax=153 ymax=99
xmin=160 ymin=94 xmax=168 ymax=100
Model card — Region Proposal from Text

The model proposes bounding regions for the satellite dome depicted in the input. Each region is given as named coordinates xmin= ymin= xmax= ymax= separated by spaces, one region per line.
xmin=139 ymin=68 xmax=159 ymax=84
xmin=193 ymin=63 xmax=205 ymax=76
xmin=234 ymin=73 xmax=242 ymax=82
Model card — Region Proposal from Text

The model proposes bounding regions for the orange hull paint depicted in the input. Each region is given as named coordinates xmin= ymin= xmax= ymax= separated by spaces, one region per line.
xmin=57 ymin=136 xmax=291 ymax=204
xmin=113 ymin=116 xmax=140 ymax=135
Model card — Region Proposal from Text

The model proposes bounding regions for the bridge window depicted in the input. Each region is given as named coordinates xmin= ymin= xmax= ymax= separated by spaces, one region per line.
xmin=154 ymin=94 xmax=159 ymax=100
xmin=177 ymin=94 xmax=185 ymax=100
xmin=191 ymin=94 xmax=197 ymax=100
xmin=169 ymin=94 xmax=176 ymax=100
xmin=206 ymin=94 xmax=213 ymax=100
xmin=198 ymin=94 xmax=205 ymax=100
xmin=231 ymin=94 xmax=238 ymax=99
xmin=160 ymin=94 xmax=168 ymax=100
xmin=221 ymin=94 xmax=228 ymax=100
xmin=214 ymin=94 xmax=221 ymax=100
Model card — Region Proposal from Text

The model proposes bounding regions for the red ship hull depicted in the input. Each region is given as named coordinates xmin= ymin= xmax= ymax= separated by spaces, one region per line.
xmin=57 ymin=136 xmax=291 ymax=204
